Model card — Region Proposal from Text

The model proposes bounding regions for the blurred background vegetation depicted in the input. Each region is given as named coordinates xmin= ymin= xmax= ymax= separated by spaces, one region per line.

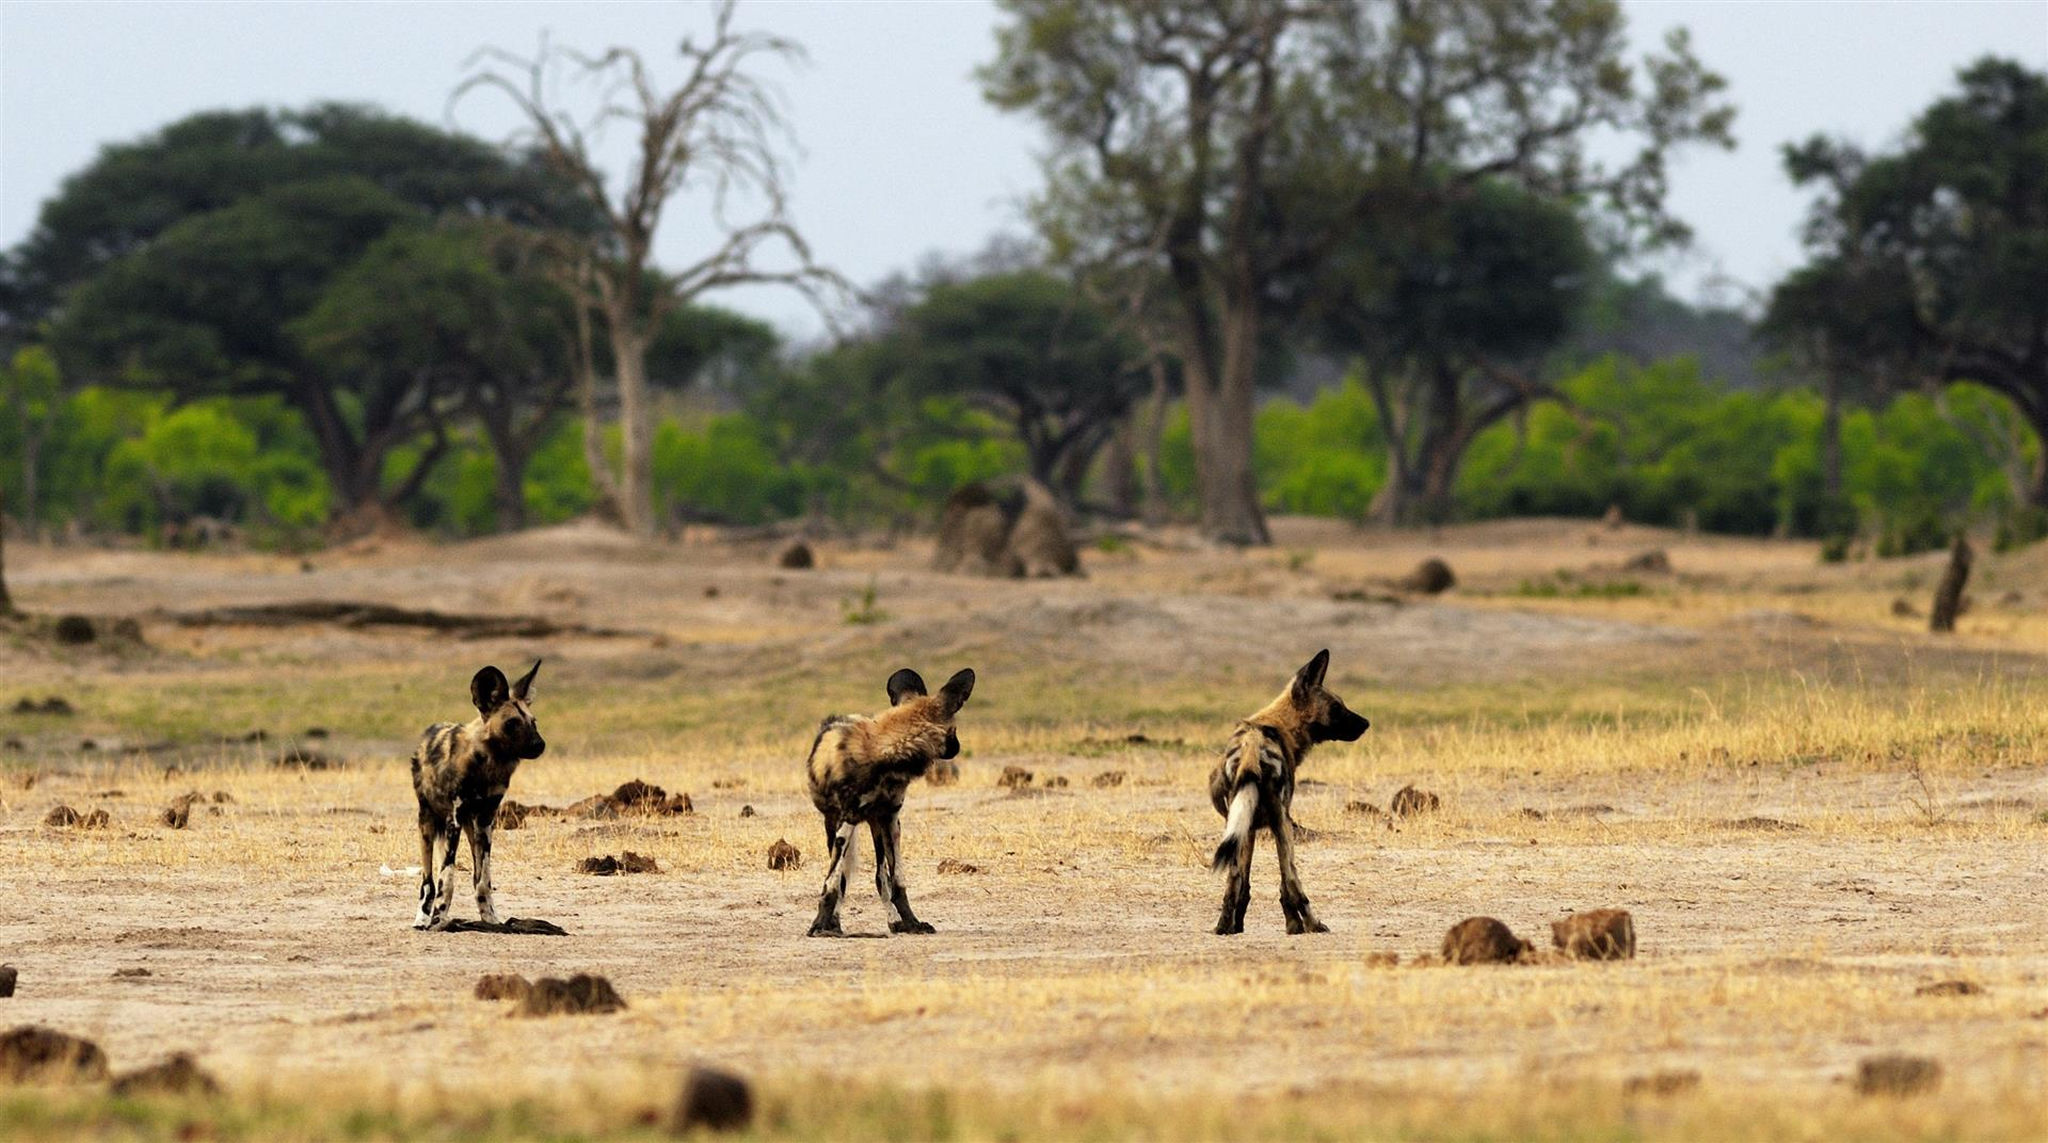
xmin=0 ymin=2 xmax=2042 ymax=560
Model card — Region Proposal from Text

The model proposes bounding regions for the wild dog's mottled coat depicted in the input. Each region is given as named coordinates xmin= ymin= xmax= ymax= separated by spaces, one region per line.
xmin=410 ymin=661 xmax=544 ymax=930
xmin=803 ymin=667 xmax=974 ymax=936
xmin=1208 ymin=649 xmax=1369 ymax=935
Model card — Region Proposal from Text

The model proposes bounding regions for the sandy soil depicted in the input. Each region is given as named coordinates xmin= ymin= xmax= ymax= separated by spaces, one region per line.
xmin=0 ymin=518 xmax=2042 ymax=1120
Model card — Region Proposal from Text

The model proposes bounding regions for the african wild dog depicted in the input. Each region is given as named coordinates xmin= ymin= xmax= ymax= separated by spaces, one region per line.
xmin=804 ymin=667 xmax=975 ymax=937
xmin=410 ymin=661 xmax=544 ymax=930
xmin=1209 ymin=649 xmax=1369 ymax=935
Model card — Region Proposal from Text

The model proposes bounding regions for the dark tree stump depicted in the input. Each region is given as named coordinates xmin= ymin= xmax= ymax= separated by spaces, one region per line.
xmin=1930 ymin=534 xmax=1972 ymax=633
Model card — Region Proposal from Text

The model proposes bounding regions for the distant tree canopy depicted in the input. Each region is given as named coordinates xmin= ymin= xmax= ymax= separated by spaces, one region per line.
xmin=1767 ymin=57 xmax=2048 ymax=506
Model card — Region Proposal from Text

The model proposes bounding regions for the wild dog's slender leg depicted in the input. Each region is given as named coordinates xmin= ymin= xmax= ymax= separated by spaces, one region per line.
xmin=875 ymin=811 xmax=934 ymax=935
xmin=413 ymin=803 xmax=439 ymax=929
xmin=807 ymin=818 xmax=860 ymax=937
xmin=1273 ymin=803 xmax=1327 ymax=934
xmin=462 ymin=796 xmax=503 ymax=925
xmin=1217 ymin=814 xmax=1257 ymax=936
xmin=425 ymin=812 xmax=460 ymax=930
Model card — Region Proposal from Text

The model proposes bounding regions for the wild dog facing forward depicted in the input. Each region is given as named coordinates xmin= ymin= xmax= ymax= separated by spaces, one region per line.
xmin=411 ymin=661 xmax=544 ymax=930
xmin=804 ymin=667 xmax=974 ymax=937
xmin=1209 ymin=649 xmax=1369 ymax=935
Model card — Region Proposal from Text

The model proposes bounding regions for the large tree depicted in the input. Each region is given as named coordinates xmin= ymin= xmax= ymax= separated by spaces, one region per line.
xmin=18 ymin=104 xmax=591 ymax=522
xmin=1767 ymin=58 xmax=2048 ymax=506
xmin=456 ymin=0 xmax=840 ymax=536
xmin=984 ymin=0 xmax=1732 ymax=543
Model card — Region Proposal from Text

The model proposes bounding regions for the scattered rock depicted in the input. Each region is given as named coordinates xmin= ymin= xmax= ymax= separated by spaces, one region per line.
xmin=577 ymin=851 xmax=660 ymax=875
xmin=110 ymin=1052 xmax=221 ymax=1097
xmin=51 ymin=616 xmax=96 ymax=645
xmin=925 ymin=758 xmax=960 ymax=786
xmin=42 ymin=805 xmax=109 ymax=829
xmin=673 ymin=1065 xmax=754 ymax=1133
xmin=1395 ymin=558 xmax=1456 ymax=595
xmin=1621 ymin=549 xmax=1671 ymax=574
xmin=1623 ymin=1070 xmax=1700 ymax=1097
xmin=1091 ymin=770 xmax=1126 ymax=788
xmin=998 ymin=766 xmax=1034 ymax=789
xmin=1551 ymin=908 xmax=1636 ymax=960
xmin=935 ymin=858 xmax=981 ymax=875
xmin=776 ymin=541 xmax=815 ymax=569
xmin=767 ymin=839 xmax=802 ymax=870
xmin=1914 ymin=980 xmax=1984 ymax=997
xmin=0 ymin=967 xmax=15 ymax=997
xmin=272 ymin=747 xmax=341 ymax=770
xmin=474 ymin=973 xmax=532 ymax=1002
xmin=1442 ymin=917 xmax=1530 ymax=965
xmin=1890 ymin=597 xmax=1921 ymax=619
xmin=10 ymin=697 xmax=73 ymax=716
xmin=513 ymin=974 xmax=626 ymax=1017
xmin=1856 ymin=1054 xmax=1941 ymax=1097
xmin=1390 ymin=785 xmax=1440 ymax=818
xmin=0 ymin=1026 xmax=108 ymax=1082
xmin=703 ymin=585 xmax=720 ymax=598
xmin=1720 ymin=816 xmax=1803 ymax=832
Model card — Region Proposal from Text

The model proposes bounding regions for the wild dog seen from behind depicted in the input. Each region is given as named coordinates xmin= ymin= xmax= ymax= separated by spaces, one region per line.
xmin=1209 ymin=649 xmax=1369 ymax=935
xmin=804 ymin=667 xmax=974 ymax=937
xmin=411 ymin=661 xmax=544 ymax=930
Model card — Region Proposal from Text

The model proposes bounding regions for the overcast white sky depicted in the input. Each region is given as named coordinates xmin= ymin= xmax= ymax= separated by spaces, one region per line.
xmin=3 ymin=0 xmax=2045 ymax=339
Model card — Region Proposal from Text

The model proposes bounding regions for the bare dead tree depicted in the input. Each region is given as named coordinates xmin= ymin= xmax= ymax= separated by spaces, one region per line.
xmin=456 ymin=1 xmax=844 ymax=535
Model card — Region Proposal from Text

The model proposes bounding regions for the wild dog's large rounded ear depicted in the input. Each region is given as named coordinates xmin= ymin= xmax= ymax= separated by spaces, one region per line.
xmin=886 ymin=668 xmax=928 ymax=706
xmin=512 ymin=659 xmax=542 ymax=703
xmin=471 ymin=666 xmax=512 ymax=714
xmin=938 ymin=668 xmax=976 ymax=715
xmin=1291 ymin=649 xmax=1331 ymax=703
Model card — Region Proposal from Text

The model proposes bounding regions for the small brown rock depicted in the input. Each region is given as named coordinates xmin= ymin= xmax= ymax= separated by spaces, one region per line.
xmin=474 ymin=973 xmax=532 ymax=1002
xmin=112 ymin=968 xmax=151 ymax=979
xmin=1914 ymin=980 xmax=1984 ymax=997
xmin=776 ymin=541 xmax=815 ymax=569
xmin=577 ymin=852 xmax=660 ymax=875
xmin=997 ymin=765 xmax=1034 ymax=789
xmin=1856 ymin=1054 xmax=1941 ymax=1096
xmin=1395 ymin=558 xmax=1457 ymax=594
xmin=514 ymin=974 xmax=626 ymax=1017
xmin=1442 ymin=917 xmax=1529 ymax=965
xmin=935 ymin=858 xmax=981 ymax=875
xmin=1390 ymin=785 xmax=1440 ymax=817
xmin=1890 ymin=597 xmax=1921 ymax=618
xmin=1623 ymin=1069 xmax=1700 ymax=1097
xmin=52 ymin=615 xmax=97 ymax=645
xmin=1551 ymin=908 xmax=1636 ymax=960
xmin=674 ymin=1065 xmax=754 ymax=1133
xmin=0 ymin=1025 xmax=108 ymax=1082
xmin=110 ymin=1052 xmax=221 ymax=1097
xmin=1091 ymin=770 xmax=1126 ymax=788
xmin=1621 ymin=549 xmax=1671 ymax=574
xmin=738 ymin=804 xmax=756 ymax=818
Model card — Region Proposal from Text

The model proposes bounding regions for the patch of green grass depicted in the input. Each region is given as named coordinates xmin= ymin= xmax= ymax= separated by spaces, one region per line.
xmin=1514 ymin=577 xmax=1646 ymax=599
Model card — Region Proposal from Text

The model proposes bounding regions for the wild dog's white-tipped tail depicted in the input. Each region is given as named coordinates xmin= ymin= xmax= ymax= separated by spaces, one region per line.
xmin=1211 ymin=783 xmax=1260 ymax=873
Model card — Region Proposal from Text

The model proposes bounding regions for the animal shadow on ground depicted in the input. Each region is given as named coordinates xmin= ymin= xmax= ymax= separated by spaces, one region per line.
xmin=435 ymin=917 xmax=568 ymax=936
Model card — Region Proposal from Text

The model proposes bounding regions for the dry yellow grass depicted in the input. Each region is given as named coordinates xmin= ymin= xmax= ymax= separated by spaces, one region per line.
xmin=0 ymin=517 xmax=2042 ymax=1140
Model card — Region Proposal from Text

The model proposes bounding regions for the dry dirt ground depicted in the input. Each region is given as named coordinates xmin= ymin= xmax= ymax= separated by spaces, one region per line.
xmin=0 ymin=517 xmax=2043 ymax=1139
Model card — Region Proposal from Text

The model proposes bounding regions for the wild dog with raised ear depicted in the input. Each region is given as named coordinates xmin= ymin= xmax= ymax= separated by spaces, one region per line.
xmin=1208 ymin=649 xmax=1369 ymax=935
xmin=804 ymin=666 xmax=975 ymax=937
xmin=410 ymin=660 xmax=544 ymax=930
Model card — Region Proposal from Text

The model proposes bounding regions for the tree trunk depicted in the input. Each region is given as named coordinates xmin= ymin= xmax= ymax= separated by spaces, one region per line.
xmin=1138 ymin=359 xmax=1171 ymax=525
xmin=608 ymin=306 xmax=656 ymax=537
xmin=1183 ymin=306 xmax=1269 ymax=545
xmin=480 ymin=421 xmax=529 ymax=533
xmin=1102 ymin=416 xmax=1138 ymax=519
xmin=1821 ymin=367 xmax=1843 ymax=500
xmin=0 ymin=482 xmax=15 ymax=617
xmin=1929 ymin=533 xmax=1972 ymax=633
xmin=2027 ymin=407 xmax=2048 ymax=510
xmin=20 ymin=433 xmax=39 ymax=537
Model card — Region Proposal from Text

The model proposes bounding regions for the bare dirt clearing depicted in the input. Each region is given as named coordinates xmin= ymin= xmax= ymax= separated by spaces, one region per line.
xmin=0 ymin=517 xmax=2043 ymax=1139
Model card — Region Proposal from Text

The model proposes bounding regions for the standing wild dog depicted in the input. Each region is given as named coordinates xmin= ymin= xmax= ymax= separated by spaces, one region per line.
xmin=1209 ymin=649 xmax=1369 ymax=935
xmin=410 ymin=661 xmax=544 ymax=930
xmin=804 ymin=667 xmax=975 ymax=937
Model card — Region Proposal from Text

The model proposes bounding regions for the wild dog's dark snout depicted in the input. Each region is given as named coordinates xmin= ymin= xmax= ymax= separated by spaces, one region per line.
xmin=941 ymin=730 xmax=961 ymax=759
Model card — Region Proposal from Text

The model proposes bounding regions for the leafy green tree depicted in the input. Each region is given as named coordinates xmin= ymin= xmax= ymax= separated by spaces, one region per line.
xmin=0 ymin=346 xmax=61 ymax=532
xmin=1767 ymin=58 xmax=2048 ymax=507
xmin=983 ymin=0 xmax=1732 ymax=543
xmin=894 ymin=271 xmax=1144 ymax=504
